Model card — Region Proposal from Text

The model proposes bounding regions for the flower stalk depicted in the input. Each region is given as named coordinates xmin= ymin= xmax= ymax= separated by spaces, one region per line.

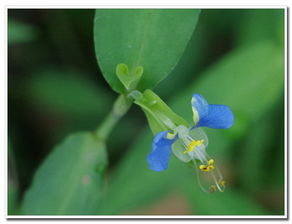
xmin=95 ymin=94 xmax=132 ymax=141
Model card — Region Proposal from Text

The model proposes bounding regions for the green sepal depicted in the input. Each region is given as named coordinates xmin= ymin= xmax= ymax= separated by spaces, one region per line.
xmin=116 ymin=63 xmax=143 ymax=91
xmin=134 ymin=89 xmax=189 ymax=135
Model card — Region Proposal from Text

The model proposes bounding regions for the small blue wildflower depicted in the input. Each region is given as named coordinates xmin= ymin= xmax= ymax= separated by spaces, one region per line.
xmin=147 ymin=94 xmax=234 ymax=192
xmin=191 ymin=94 xmax=234 ymax=129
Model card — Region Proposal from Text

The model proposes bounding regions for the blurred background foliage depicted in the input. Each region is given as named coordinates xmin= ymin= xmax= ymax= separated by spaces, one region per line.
xmin=8 ymin=9 xmax=285 ymax=215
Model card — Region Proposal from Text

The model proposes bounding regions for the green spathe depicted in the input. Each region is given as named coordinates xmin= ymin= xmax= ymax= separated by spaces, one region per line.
xmin=134 ymin=89 xmax=189 ymax=134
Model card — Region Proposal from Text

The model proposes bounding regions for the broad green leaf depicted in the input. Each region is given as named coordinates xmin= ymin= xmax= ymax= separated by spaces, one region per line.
xmin=28 ymin=69 xmax=113 ymax=118
xmin=99 ymin=41 xmax=283 ymax=214
xmin=94 ymin=9 xmax=201 ymax=93
xmin=21 ymin=132 xmax=107 ymax=215
xmin=8 ymin=20 xmax=39 ymax=44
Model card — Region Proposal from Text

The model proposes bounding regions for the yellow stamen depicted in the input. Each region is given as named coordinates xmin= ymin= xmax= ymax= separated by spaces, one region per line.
xmin=208 ymin=159 xmax=214 ymax=165
xmin=183 ymin=139 xmax=204 ymax=154
xmin=199 ymin=159 xmax=215 ymax=172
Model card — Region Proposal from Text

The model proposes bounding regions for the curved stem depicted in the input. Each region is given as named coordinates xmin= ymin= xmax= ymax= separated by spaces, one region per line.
xmin=94 ymin=94 xmax=132 ymax=141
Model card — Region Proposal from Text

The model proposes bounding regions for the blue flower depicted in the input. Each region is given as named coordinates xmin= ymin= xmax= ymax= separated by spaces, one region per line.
xmin=147 ymin=94 xmax=234 ymax=192
xmin=147 ymin=131 xmax=177 ymax=171
xmin=191 ymin=94 xmax=234 ymax=129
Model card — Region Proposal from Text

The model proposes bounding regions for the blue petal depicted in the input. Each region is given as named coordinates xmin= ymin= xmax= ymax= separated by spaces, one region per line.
xmin=147 ymin=131 xmax=176 ymax=171
xmin=197 ymin=104 xmax=234 ymax=129
xmin=191 ymin=94 xmax=209 ymax=123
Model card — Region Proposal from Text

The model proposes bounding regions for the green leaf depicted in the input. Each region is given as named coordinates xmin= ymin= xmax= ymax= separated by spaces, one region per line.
xmin=94 ymin=9 xmax=201 ymax=93
xmin=21 ymin=132 xmax=107 ymax=215
xmin=99 ymin=41 xmax=283 ymax=214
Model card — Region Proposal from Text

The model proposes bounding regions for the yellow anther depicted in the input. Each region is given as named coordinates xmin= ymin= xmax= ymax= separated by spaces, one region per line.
xmin=183 ymin=139 xmax=204 ymax=154
xmin=199 ymin=164 xmax=207 ymax=171
xmin=199 ymin=159 xmax=215 ymax=172
xmin=208 ymin=159 xmax=214 ymax=165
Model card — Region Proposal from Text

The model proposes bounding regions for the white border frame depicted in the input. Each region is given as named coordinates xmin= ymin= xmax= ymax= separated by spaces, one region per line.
xmin=4 ymin=5 xmax=288 ymax=220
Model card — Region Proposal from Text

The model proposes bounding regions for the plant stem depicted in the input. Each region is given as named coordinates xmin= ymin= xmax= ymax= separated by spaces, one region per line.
xmin=94 ymin=94 xmax=132 ymax=141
